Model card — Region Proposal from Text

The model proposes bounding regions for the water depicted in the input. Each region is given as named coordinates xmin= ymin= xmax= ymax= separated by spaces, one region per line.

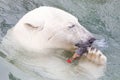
xmin=0 ymin=0 xmax=120 ymax=80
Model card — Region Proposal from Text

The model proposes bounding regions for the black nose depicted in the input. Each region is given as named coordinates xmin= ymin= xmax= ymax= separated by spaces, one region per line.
xmin=75 ymin=43 xmax=81 ymax=47
xmin=75 ymin=38 xmax=96 ymax=48
xmin=88 ymin=38 xmax=96 ymax=44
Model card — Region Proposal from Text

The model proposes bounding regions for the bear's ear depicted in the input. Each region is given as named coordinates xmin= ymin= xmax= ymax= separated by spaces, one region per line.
xmin=24 ymin=23 xmax=44 ymax=31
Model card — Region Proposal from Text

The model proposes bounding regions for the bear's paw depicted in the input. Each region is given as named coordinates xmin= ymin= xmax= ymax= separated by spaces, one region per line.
xmin=85 ymin=47 xmax=107 ymax=65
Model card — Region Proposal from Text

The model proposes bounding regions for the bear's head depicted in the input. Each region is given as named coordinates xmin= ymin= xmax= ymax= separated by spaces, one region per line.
xmin=11 ymin=6 xmax=95 ymax=52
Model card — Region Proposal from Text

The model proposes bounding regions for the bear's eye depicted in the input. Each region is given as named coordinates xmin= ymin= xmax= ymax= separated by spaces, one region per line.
xmin=68 ymin=24 xmax=75 ymax=29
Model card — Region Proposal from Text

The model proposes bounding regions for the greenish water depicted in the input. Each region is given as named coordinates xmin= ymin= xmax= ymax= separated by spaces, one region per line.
xmin=0 ymin=0 xmax=120 ymax=80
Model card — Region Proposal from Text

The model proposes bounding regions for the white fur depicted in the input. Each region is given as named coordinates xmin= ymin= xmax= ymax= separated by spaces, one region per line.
xmin=1 ymin=6 xmax=107 ymax=80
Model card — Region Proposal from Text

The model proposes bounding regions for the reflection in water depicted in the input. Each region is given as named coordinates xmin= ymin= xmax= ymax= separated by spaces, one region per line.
xmin=0 ymin=0 xmax=120 ymax=80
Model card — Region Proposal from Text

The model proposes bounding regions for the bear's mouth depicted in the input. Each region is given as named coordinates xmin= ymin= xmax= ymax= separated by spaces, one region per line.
xmin=74 ymin=38 xmax=96 ymax=53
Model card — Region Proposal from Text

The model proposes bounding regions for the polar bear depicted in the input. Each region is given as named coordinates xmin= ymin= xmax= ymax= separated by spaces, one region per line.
xmin=1 ymin=6 xmax=107 ymax=80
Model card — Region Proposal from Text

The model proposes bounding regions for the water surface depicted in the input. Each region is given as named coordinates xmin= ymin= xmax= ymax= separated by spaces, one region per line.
xmin=0 ymin=0 xmax=120 ymax=80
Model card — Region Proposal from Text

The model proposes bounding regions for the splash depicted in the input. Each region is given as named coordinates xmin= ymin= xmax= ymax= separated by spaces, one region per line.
xmin=93 ymin=39 xmax=108 ymax=50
